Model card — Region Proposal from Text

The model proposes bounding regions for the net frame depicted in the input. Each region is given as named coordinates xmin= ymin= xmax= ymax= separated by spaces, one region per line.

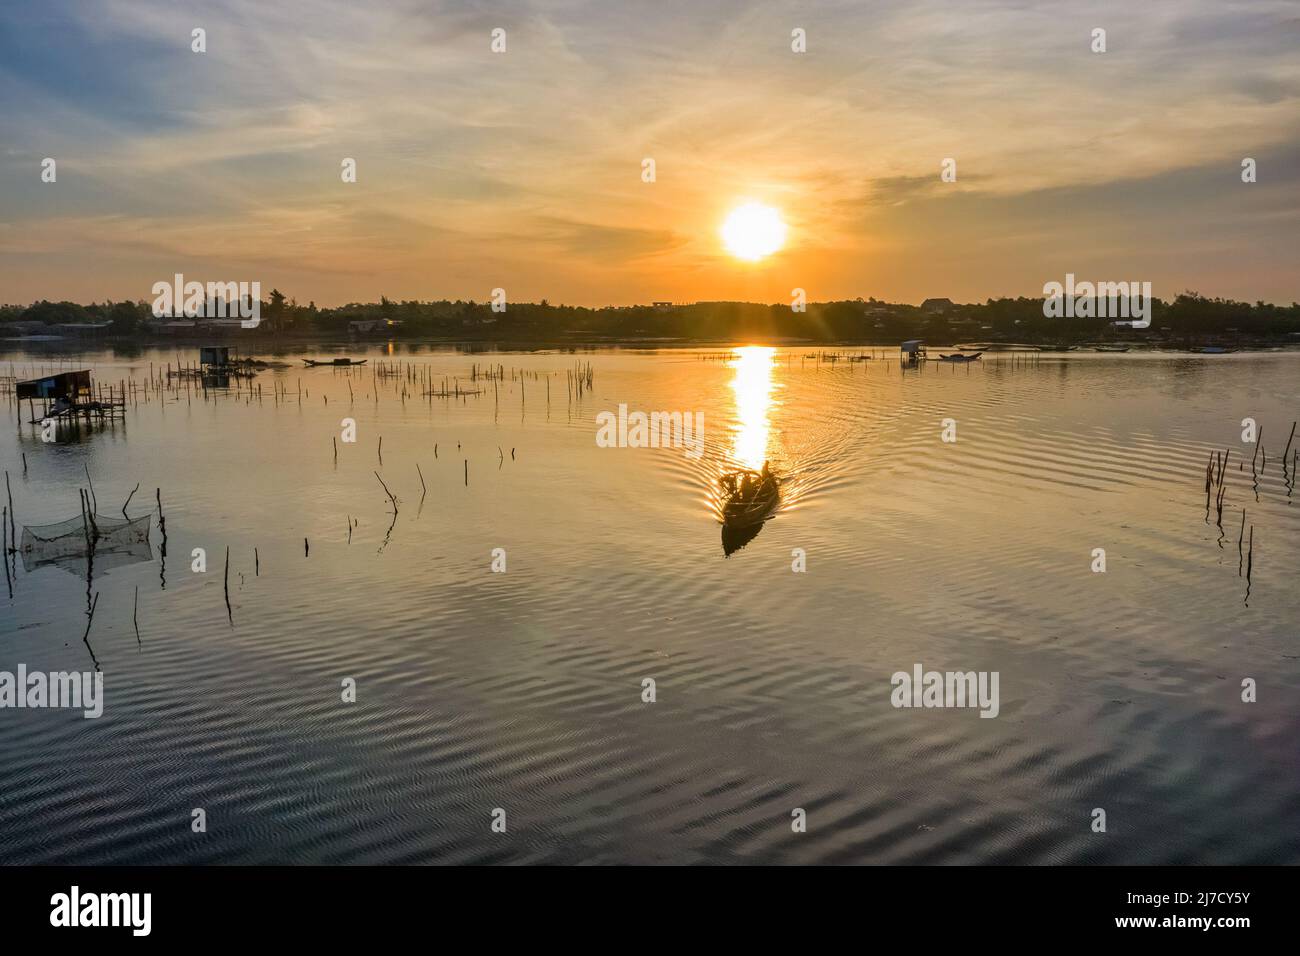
xmin=21 ymin=513 xmax=152 ymax=559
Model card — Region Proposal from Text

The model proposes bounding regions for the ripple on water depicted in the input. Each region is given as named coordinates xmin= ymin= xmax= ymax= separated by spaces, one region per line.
xmin=0 ymin=348 xmax=1298 ymax=863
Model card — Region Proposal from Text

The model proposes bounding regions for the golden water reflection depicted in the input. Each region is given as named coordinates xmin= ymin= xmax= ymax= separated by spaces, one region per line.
xmin=729 ymin=346 xmax=777 ymax=470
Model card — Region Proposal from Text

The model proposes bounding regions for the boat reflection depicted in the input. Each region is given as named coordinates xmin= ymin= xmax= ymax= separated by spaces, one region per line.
xmin=721 ymin=521 xmax=764 ymax=556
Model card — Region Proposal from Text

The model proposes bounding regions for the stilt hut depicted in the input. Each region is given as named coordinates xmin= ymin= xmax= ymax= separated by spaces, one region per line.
xmin=199 ymin=346 xmax=232 ymax=370
xmin=16 ymin=370 xmax=123 ymax=424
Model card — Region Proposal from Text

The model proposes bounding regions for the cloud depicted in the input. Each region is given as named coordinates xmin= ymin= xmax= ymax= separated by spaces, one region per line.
xmin=526 ymin=216 xmax=686 ymax=262
xmin=0 ymin=0 xmax=1296 ymax=304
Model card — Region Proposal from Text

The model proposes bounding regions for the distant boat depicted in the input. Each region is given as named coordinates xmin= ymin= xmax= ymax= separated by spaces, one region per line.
xmin=304 ymin=358 xmax=368 ymax=367
xmin=1198 ymin=347 xmax=1235 ymax=354
xmin=1093 ymin=345 xmax=1131 ymax=352
xmin=937 ymin=351 xmax=982 ymax=362
xmin=720 ymin=470 xmax=780 ymax=529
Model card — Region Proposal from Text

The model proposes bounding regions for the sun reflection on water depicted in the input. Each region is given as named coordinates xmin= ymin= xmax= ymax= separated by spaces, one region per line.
xmin=729 ymin=346 xmax=777 ymax=470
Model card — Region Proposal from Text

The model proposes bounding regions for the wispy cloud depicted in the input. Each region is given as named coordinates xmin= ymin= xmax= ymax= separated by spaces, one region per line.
xmin=0 ymin=0 xmax=1296 ymax=305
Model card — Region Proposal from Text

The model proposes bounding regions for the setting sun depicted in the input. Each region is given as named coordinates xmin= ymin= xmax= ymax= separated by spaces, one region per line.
xmin=721 ymin=202 xmax=787 ymax=262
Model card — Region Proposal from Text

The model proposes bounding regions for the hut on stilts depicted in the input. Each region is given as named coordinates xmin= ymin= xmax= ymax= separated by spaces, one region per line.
xmin=16 ymin=370 xmax=125 ymax=425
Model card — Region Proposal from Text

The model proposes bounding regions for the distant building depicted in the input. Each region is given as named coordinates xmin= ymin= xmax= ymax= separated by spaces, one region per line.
xmin=156 ymin=320 xmax=199 ymax=334
xmin=53 ymin=322 xmax=112 ymax=335
xmin=920 ymin=298 xmax=955 ymax=314
xmin=348 ymin=319 xmax=402 ymax=335
xmin=4 ymin=321 xmax=50 ymax=336
xmin=652 ymin=301 xmax=674 ymax=311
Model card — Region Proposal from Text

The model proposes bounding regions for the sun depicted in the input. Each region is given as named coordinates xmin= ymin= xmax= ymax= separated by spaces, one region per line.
xmin=721 ymin=202 xmax=786 ymax=261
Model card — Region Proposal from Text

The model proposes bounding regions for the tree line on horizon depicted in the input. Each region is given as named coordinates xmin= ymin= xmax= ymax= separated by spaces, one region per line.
xmin=2 ymin=291 xmax=1299 ymax=342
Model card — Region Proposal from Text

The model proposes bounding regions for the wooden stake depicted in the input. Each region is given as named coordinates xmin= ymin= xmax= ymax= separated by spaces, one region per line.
xmin=82 ymin=591 xmax=100 ymax=670
xmin=374 ymin=472 xmax=398 ymax=513
xmin=83 ymin=464 xmax=97 ymax=513
xmin=223 ymin=546 xmax=232 ymax=624
xmin=122 ymin=482 xmax=139 ymax=519
xmin=4 ymin=470 xmax=14 ymax=546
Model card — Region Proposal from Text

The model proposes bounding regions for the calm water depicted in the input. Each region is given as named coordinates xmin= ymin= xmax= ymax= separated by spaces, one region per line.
xmin=1 ymin=345 xmax=1298 ymax=864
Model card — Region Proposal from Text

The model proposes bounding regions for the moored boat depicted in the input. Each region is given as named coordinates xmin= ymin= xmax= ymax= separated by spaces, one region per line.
xmin=937 ymin=351 xmax=982 ymax=362
xmin=303 ymin=358 xmax=368 ymax=367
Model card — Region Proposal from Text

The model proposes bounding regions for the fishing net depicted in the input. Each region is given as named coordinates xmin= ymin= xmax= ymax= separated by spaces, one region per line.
xmin=21 ymin=513 xmax=151 ymax=560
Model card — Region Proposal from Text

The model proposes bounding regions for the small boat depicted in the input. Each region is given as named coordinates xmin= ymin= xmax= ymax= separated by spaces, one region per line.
xmin=1198 ymin=347 xmax=1235 ymax=354
xmin=304 ymin=358 xmax=368 ymax=367
xmin=937 ymin=351 xmax=982 ymax=362
xmin=720 ymin=470 xmax=780 ymax=529
xmin=1093 ymin=345 xmax=1131 ymax=353
xmin=235 ymin=358 xmax=294 ymax=369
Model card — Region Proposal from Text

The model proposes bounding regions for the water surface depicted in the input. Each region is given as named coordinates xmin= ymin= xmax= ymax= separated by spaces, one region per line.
xmin=1 ymin=346 xmax=1297 ymax=864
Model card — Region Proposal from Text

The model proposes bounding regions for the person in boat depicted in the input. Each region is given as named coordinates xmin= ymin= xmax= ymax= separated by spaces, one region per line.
xmin=760 ymin=461 xmax=773 ymax=486
xmin=739 ymin=472 xmax=755 ymax=500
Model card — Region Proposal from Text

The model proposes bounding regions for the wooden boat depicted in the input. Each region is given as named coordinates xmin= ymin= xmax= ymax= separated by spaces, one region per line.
xmin=720 ymin=470 xmax=780 ymax=529
xmin=937 ymin=351 xmax=982 ymax=362
xmin=1198 ymin=347 xmax=1235 ymax=354
xmin=1093 ymin=345 xmax=1130 ymax=352
xmin=303 ymin=358 xmax=368 ymax=367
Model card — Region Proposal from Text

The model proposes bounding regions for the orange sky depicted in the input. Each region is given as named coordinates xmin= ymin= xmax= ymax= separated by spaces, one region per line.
xmin=1 ymin=0 xmax=1297 ymax=307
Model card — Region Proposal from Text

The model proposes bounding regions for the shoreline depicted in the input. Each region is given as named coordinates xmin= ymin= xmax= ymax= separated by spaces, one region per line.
xmin=3 ymin=333 xmax=1300 ymax=356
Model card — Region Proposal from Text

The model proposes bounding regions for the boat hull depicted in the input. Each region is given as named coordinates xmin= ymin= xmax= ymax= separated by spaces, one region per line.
xmin=721 ymin=487 xmax=780 ymax=529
